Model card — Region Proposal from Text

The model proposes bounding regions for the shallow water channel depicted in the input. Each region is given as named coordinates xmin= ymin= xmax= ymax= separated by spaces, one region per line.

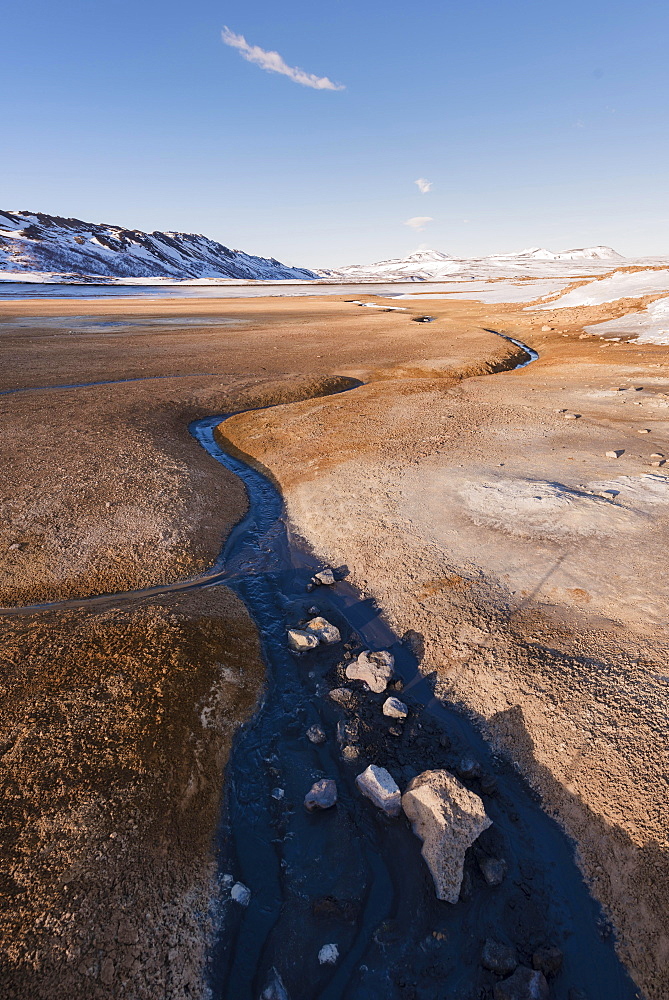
xmin=193 ymin=412 xmax=638 ymax=1000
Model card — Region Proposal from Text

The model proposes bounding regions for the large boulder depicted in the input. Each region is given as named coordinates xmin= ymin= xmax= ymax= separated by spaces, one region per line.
xmin=355 ymin=764 xmax=402 ymax=817
xmin=345 ymin=650 xmax=394 ymax=693
xmin=401 ymin=769 xmax=492 ymax=903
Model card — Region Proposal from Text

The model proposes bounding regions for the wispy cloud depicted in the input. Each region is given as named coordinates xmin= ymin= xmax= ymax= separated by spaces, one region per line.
xmin=222 ymin=27 xmax=345 ymax=91
xmin=404 ymin=216 xmax=433 ymax=232
xmin=414 ymin=178 xmax=432 ymax=194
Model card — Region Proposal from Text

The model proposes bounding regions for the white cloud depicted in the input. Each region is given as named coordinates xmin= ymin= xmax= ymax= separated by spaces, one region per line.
xmin=414 ymin=178 xmax=432 ymax=194
xmin=222 ymin=27 xmax=345 ymax=91
xmin=404 ymin=216 xmax=433 ymax=232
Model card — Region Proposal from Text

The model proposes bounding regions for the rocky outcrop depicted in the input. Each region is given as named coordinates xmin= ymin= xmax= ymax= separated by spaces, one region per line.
xmin=401 ymin=769 xmax=491 ymax=903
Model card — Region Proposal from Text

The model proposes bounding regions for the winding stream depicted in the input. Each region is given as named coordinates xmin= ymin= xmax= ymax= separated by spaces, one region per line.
xmin=2 ymin=331 xmax=638 ymax=1000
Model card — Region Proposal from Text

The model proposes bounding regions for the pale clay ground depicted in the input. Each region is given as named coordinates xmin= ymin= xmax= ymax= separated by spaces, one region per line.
xmin=0 ymin=289 xmax=668 ymax=999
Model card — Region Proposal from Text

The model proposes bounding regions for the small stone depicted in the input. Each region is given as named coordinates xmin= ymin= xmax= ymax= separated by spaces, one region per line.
xmin=563 ymin=412 xmax=580 ymax=420
xmin=260 ymin=968 xmax=290 ymax=1000
xmin=541 ymin=325 xmax=553 ymax=331
xmin=637 ymin=428 xmax=651 ymax=433
xmin=480 ymin=774 xmax=499 ymax=796
xmin=383 ymin=696 xmax=408 ymax=719
xmin=337 ymin=719 xmax=358 ymax=746
xmin=271 ymin=787 xmax=285 ymax=800
xmin=304 ymin=778 xmax=337 ymax=811
xmin=341 ymin=745 xmax=358 ymax=760
xmin=305 ymin=617 xmax=341 ymax=645
xmin=329 ymin=687 xmax=356 ymax=709
xmin=356 ymin=764 xmax=402 ymax=817
xmin=345 ymin=650 xmax=394 ymax=693
xmin=318 ymin=943 xmax=339 ymax=965
xmin=532 ymin=946 xmax=563 ymax=977
xmin=314 ymin=568 xmax=336 ymax=586
xmin=388 ymin=725 xmax=403 ymax=737
xmin=308 ymin=606 xmax=320 ymax=615
xmin=307 ymin=724 xmax=326 ymax=744
xmin=650 ymin=452 xmax=664 ymax=459
xmin=8 ymin=542 xmax=21 ymax=551
xmin=306 ymin=582 xmax=314 ymax=592
xmin=479 ymin=856 xmax=507 ymax=886
xmin=605 ymin=450 xmax=624 ymax=459
xmin=651 ymin=459 xmax=666 ymax=467
xmin=231 ymin=882 xmax=251 ymax=906
xmin=287 ymin=628 xmax=319 ymax=651
xmin=458 ymin=757 xmax=482 ymax=780
xmin=494 ymin=967 xmax=549 ymax=1000
xmin=482 ymin=938 xmax=518 ymax=976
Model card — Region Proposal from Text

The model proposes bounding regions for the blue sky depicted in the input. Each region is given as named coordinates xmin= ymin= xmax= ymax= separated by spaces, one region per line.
xmin=2 ymin=0 xmax=668 ymax=265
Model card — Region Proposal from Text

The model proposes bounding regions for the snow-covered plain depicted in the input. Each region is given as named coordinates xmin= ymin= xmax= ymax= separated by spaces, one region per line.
xmin=584 ymin=297 xmax=669 ymax=345
xmin=532 ymin=269 xmax=669 ymax=309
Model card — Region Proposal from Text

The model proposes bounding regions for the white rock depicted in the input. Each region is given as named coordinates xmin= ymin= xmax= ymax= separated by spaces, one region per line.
xmin=383 ymin=696 xmax=408 ymax=719
xmin=304 ymin=617 xmax=341 ymax=645
xmin=401 ymin=769 xmax=492 ymax=903
xmin=314 ymin=568 xmax=335 ymax=586
xmin=231 ymin=882 xmax=251 ymax=906
xmin=318 ymin=943 xmax=339 ymax=965
xmin=605 ymin=450 xmax=623 ymax=459
xmin=304 ymin=778 xmax=337 ymax=811
xmin=345 ymin=650 xmax=394 ymax=693
xmin=287 ymin=628 xmax=319 ymax=651
xmin=355 ymin=764 xmax=401 ymax=817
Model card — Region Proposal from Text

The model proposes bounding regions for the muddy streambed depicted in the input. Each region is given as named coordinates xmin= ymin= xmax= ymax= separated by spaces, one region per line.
xmin=193 ymin=416 xmax=638 ymax=1000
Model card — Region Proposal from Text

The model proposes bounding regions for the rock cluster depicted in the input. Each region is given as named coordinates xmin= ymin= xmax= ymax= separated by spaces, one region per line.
xmin=287 ymin=616 xmax=340 ymax=651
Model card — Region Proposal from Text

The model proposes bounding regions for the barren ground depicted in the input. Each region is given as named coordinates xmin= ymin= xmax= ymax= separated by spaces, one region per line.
xmin=0 ymin=291 xmax=667 ymax=999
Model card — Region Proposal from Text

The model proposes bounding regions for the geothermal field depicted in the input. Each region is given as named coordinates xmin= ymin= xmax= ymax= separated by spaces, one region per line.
xmin=0 ymin=269 xmax=667 ymax=1000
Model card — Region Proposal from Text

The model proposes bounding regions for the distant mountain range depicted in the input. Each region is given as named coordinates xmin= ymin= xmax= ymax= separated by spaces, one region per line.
xmin=0 ymin=211 xmax=629 ymax=284
xmin=0 ymin=211 xmax=317 ymax=282
xmin=315 ymin=247 xmax=626 ymax=281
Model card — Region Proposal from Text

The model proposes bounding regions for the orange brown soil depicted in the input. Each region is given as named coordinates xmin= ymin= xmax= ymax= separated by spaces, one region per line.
xmin=0 ymin=292 xmax=667 ymax=998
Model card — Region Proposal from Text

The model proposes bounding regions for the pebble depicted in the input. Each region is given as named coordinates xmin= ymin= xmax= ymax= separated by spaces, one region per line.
xmin=605 ymin=450 xmax=624 ymax=459
xmin=479 ymin=856 xmax=507 ymax=886
xmin=313 ymin=568 xmax=335 ymax=586
xmin=318 ymin=943 xmax=339 ymax=965
xmin=382 ymin=696 xmax=408 ymax=719
xmin=481 ymin=938 xmax=518 ymax=976
xmin=563 ymin=412 xmax=580 ymax=420
xmin=230 ymin=882 xmax=251 ymax=906
xmin=356 ymin=764 xmax=402 ymax=817
xmin=637 ymin=428 xmax=651 ymax=433
xmin=306 ymin=724 xmax=326 ymax=744
xmin=329 ymin=687 xmax=356 ymax=709
xmin=458 ymin=757 xmax=482 ymax=780
xmin=304 ymin=778 xmax=337 ymax=812
xmin=494 ymin=967 xmax=549 ymax=1000
xmin=271 ymin=788 xmax=285 ymax=800
xmin=532 ymin=946 xmax=563 ymax=977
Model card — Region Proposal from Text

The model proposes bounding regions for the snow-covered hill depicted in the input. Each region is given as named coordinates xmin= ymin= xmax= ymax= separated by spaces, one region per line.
xmin=0 ymin=211 xmax=317 ymax=282
xmin=317 ymin=246 xmax=626 ymax=281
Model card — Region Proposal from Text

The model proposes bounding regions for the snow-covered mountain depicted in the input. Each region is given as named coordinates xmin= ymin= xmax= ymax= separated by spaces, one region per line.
xmin=317 ymin=246 xmax=625 ymax=281
xmin=0 ymin=211 xmax=317 ymax=282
